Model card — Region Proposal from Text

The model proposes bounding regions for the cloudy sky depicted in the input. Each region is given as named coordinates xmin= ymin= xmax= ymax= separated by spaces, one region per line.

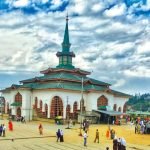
xmin=0 ymin=0 xmax=150 ymax=95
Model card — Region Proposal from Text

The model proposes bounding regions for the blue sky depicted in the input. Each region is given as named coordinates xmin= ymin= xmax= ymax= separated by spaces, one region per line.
xmin=0 ymin=0 xmax=150 ymax=94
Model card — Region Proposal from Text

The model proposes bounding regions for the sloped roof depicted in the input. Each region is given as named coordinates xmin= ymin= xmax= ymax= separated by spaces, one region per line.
xmin=110 ymin=90 xmax=132 ymax=97
xmin=20 ymin=72 xmax=110 ymax=87
xmin=93 ymin=110 xmax=125 ymax=116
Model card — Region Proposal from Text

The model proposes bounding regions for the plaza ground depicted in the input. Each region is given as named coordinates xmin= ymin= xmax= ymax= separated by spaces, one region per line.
xmin=0 ymin=119 xmax=149 ymax=150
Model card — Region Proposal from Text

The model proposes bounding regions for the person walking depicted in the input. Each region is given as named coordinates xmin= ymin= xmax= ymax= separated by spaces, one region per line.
xmin=106 ymin=128 xmax=110 ymax=139
xmin=0 ymin=124 xmax=3 ymax=136
xmin=94 ymin=129 xmax=99 ymax=143
xmin=60 ymin=130 xmax=64 ymax=142
xmin=83 ymin=130 xmax=88 ymax=146
xmin=2 ymin=124 xmax=6 ymax=137
xmin=38 ymin=123 xmax=43 ymax=135
xmin=56 ymin=129 xmax=61 ymax=142
xmin=113 ymin=136 xmax=118 ymax=150
xmin=121 ymin=137 xmax=126 ymax=150
xmin=8 ymin=120 xmax=13 ymax=131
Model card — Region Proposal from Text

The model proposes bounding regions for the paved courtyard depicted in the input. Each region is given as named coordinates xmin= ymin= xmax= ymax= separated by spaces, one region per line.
xmin=0 ymin=119 xmax=149 ymax=150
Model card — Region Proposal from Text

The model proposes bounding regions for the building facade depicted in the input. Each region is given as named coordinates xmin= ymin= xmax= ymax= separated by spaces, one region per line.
xmin=1 ymin=16 xmax=130 ymax=121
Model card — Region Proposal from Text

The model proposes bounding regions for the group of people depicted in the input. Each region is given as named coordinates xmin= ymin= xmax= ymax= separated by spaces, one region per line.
xmin=135 ymin=119 xmax=150 ymax=134
xmin=56 ymin=129 xmax=64 ymax=142
xmin=83 ymin=119 xmax=90 ymax=132
xmin=106 ymin=128 xmax=116 ymax=140
xmin=113 ymin=137 xmax=126 ymax=150
xmin=0 ymin=124 xmax=6 ymax=137
xmin=16 ymin=116 xmax=26 ymax=123
xmin=0 ymin=120 xmax=13 ymax=137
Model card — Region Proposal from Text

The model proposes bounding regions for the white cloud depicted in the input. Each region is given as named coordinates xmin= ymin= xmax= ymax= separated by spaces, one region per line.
xmin=136 ymin=41 xmax=150 ymax=54
xmin=91 ymin=3 xmax=104 ymax=12
xmin=124 ymin=66 xmax=150 ymax=78
xmin=0 ymin=0 xmax=150 ymax=94
xmin=113 ymin=79 xmax=126 ymax=88
xmin=104 ymin=3 xmax=126 ymax=17
xmin=50 ymin=0 xmax=65 ymax=10
xmin=13 ymin=0 xmax=30 ymax=7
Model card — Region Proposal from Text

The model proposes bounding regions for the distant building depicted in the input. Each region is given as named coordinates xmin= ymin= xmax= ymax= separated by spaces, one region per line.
xmin=1 ymin=16 xmax=130 ymax=121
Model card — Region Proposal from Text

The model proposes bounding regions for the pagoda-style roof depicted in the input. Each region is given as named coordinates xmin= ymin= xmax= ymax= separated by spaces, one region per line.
xmin=2 ymin=81 xmax=129 ymax=98
xmin=20 ymin=72 xmax=110 ymax=86
xmin=40 ymin=67 xmax=91 ymax=76
xmin=15 ymin=81 xmax=108 ymax=92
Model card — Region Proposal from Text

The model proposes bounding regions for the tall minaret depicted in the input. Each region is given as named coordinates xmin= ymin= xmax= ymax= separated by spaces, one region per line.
xmin=56 ymin=14 xmax=75 ymax=69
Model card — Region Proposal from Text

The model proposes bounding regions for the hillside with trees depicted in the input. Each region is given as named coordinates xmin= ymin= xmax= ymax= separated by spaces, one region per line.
xmin=127 ymin=93 xmax=150 ymax=111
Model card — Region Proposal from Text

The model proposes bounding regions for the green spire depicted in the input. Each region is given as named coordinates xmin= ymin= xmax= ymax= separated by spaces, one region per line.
xmin=56 ymin=15 xmax=75 ymax=69
xmin=62 ymin=14 xmax=71 ymax=52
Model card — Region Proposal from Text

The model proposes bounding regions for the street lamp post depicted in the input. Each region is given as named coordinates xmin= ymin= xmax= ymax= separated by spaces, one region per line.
xmin=79 ymin=77 xmax=84 ymax=136
xmin=66 ymin=96 xmax=71 ymax=129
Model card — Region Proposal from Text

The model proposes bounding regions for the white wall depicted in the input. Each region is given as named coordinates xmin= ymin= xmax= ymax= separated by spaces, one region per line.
xmin=2 ymin=88 xmax=129 ymax=120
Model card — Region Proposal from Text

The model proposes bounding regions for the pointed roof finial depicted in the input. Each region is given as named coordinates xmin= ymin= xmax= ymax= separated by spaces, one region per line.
xmin=62 ymin=13 xmax=71 ymax=52
xmin=66 ymin=12 xmax=69 ymax=22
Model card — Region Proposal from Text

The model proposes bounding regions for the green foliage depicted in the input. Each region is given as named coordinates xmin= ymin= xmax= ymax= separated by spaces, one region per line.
xmin=127 ymin=93 xmax=150 ymax=111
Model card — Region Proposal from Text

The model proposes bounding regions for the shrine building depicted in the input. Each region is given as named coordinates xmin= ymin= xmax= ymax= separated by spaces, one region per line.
xmin=1 ymin=16 xmax=130 ymax=121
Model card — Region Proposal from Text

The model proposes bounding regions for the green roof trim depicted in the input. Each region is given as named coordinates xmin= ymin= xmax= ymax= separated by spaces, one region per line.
xmin=111 ymin=90 xmax=131 ymax=97
xmin=11 ymin=102 xmax=22 ymax=106
xmin=98 ymin=105 xmax=107 ymax=110
xmin=93 ymin=110 xmax=125 ymax=116
xmin=126 ymin=111 xmax=150 ymax=115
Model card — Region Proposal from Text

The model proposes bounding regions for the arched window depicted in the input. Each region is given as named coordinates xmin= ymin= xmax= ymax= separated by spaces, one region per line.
xmin=40 ymin=100 xmax=43 ymax=111
xmin=73 ymin=101 xmax=78 ymax=113
xmin=45 ymin=104 xmax=48 ymax=117
xmin=50 ymin=96 xmax=63 ymax=118
xmin=35 ymin=97 xmax=38 ymax=109
xmin=97 ymin=95 xmax=108 ymax=107
xmin=113 ymin=104 xmax=117 ymax=111
xmin=118 ymin=107 xmax=121 ymax=112
xmin=15 ymin=92 xmax=22 ymax=103
xmin=73 ymin=101 xmax=78 ymax=120
xmin=17 ymin=107 xmax=21 ymax=117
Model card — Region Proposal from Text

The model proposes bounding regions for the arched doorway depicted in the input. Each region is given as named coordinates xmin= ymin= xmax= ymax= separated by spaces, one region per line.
xmin=34 ymin=97 xmax=38 ymax=109
xmin=16 ymin=107 xmax=21 ymax=117
xmin=45 ymin=104 xmax=48 ymax=117
xmin=97 ymin=95 xmax=109 ymax=123
xmin=113 ymin=104 xmax=117 ymax=111
xmin=15 ymin=92 xmax=22 ymax=116
xmin=97 ymin=95 xmax=108 ymax=109
xmin=50 ymin=96 xmax=63 ymax=118
xmin=118 ymin=107 xmax=121 ymax=112
xmin=73 ymin=101 xmax=78 ymax=119
xmin=40 ymin=100 xmax=43 ymax=112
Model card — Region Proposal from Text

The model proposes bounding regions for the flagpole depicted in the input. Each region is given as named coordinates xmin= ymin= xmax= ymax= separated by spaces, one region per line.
xmin=79 ymin=77 xmax=83 ymax=136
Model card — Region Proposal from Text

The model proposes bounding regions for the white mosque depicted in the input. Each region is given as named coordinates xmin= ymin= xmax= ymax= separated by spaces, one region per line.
xmin=1 ymin=16 xmax=130 ymax=122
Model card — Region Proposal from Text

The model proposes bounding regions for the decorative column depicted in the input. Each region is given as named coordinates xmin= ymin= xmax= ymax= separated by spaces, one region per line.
xmin=63 ymin=105 xmax=66 ymax=119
